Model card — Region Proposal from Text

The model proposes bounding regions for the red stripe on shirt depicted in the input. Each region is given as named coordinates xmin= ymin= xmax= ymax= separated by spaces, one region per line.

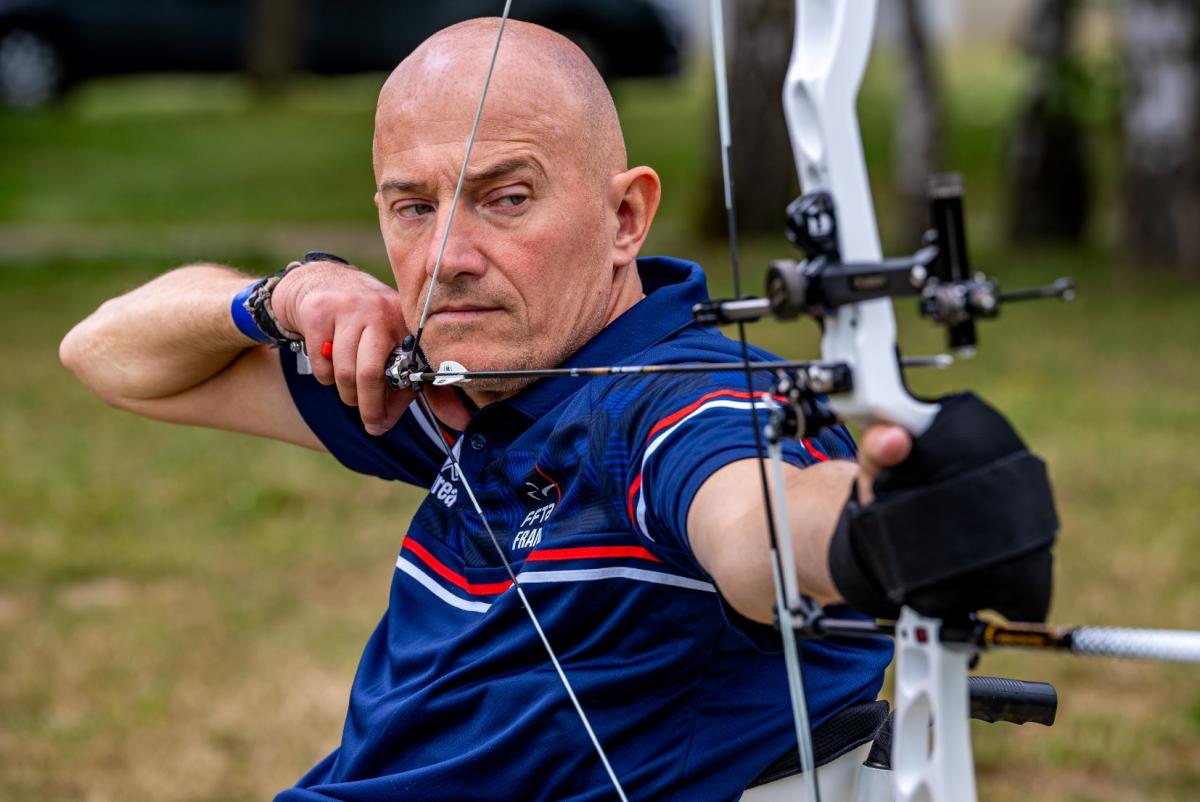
xmin=646 ymin=389 xmax=789 ymax=441
xmin=402 ymin=538 xmax=512 ymax=595
xmin=801 ymin=438 xmax=829 ymax=462
xmin=527 ymin=546 xmax=662 ymax=563
xmin=626 ymin=473 xmax=643 ymax=526
xmin=630 ymin=388 xmax=788 ymax=532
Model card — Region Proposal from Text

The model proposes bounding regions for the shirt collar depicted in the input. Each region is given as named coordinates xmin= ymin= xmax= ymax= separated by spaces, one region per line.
xmin=495 ymin=256 xmax=710 ymax=421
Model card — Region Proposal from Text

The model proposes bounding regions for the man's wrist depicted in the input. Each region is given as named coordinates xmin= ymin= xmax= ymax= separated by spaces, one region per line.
xmin=231 ymin=251 xmax=349 ymax=346
xmin=253 ymin=261 xmax=306 ymax=342
xmin=828 ymin=393 xmax=1059 ymax=623
xmin=231 ymin=280 xmax=274 ymax=344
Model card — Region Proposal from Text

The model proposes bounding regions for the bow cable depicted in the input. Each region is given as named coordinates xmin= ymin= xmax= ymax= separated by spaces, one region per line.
xmin=405 ymin=6 xmax=629 ymax=800
xmin=707 ymin=1 xmax=821 ymax=798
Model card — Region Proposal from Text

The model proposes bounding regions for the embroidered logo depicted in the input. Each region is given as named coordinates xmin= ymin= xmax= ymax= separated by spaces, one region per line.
xmin=513 ymin=465 xmax=561 ymax=552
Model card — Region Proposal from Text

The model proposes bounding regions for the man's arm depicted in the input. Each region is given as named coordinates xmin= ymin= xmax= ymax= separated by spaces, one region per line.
xmin=59 ymin=257 xmax=446 ymax=448
xmin=59 ymin=263 xmax=328 ymax=448
xmin=688 ymin=458 xmax=853 ymax=624
xmin=690 ymin=402 xmax=1058 ymax=627
xmin=688 ymin=426 xmax=912 ymax=624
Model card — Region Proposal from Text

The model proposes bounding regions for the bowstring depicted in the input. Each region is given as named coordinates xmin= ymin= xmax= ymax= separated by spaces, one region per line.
xmin=411 ymin=1 xmax=507 ymax=355
xmin=412 ymin=394 xmax=629 ymax=800
xmin=406 ymin=6 xmax=629 ymax=800
xmin=707 ymin=0 xmax=822 ymax=798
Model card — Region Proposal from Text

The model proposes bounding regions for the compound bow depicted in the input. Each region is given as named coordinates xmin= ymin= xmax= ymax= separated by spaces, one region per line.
xmin=378 ymin=2 xmax=1200 ymax=800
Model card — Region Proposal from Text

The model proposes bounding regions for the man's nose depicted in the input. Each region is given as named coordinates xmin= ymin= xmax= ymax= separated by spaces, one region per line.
xmin=427 ymin=201 xmax=488 ymax=282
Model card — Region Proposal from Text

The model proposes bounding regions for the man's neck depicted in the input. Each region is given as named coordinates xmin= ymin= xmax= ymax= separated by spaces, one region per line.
xmin=604 ymin=258 xmax=647 ymax=328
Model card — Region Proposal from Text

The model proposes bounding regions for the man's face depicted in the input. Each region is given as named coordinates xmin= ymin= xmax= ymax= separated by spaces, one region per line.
xmin=373 ymin=61 xmax=617 ymax=388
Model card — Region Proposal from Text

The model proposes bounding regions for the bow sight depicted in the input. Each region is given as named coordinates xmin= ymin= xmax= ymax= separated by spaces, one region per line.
xmin=694 ymin=173 xmax=1076 ymax=353
xmin=692 ymin=174 xmax=1075 ymax=442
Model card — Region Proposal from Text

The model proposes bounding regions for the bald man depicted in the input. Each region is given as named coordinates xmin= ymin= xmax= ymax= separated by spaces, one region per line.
xmin=60 ymin=18 xmax=1052 ymax=802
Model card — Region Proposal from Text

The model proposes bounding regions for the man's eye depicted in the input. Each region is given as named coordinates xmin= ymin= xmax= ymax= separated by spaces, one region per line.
xmin=494 ymin=193 xmax=527 ymax=209
xmin=397 ymin=202 xmax=434 ymax=218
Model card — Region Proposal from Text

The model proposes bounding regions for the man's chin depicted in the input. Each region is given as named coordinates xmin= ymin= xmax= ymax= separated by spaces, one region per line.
xmin=464 ymin=375 xmax=539 ymax=398
xmin=422 ymin=337 xmax=534 ymax=374
xmin=419 ymin=339 xmax=543 ymax=401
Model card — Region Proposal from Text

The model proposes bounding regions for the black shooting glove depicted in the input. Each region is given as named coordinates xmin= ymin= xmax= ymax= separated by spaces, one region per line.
xmin=828 ymin=393 xmax=1058 ymax=622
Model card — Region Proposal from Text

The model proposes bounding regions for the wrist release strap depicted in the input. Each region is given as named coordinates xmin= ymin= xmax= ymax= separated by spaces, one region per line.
xmin=229 ymin=251 xmax=350 ymax=346
xmin=231 ymin=281 xmax=272 ymax=344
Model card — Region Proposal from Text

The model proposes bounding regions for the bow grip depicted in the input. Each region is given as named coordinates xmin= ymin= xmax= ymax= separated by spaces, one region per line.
xmin=829 ymin=393 xmax=1059 ymax=622
xmin=967 ymin=675 xmax=1058 ymax=727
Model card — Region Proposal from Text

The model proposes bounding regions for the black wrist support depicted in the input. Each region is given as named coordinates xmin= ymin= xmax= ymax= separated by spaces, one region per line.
xmin=829 ymin=393 xmax=1058 ymax=622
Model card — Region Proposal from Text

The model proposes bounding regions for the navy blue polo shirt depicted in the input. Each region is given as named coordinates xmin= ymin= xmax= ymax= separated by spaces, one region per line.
xmin=276 ymin=257 xmax=891 ymax=802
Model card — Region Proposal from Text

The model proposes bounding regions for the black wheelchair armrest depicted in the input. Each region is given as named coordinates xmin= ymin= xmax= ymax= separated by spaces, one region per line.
xmin=748 ymin=700 xmax=890 ymax=788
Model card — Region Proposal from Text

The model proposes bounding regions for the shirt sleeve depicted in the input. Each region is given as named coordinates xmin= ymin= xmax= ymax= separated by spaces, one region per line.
xmin=621 ymin=371 xmax=856 ymax=563
xmin=279 ymin=347 xmax=451 ymax=485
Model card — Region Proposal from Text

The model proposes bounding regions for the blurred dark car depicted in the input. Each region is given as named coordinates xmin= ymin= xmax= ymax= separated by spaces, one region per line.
xmin=0 ymin=0 xmax=683 ymax=107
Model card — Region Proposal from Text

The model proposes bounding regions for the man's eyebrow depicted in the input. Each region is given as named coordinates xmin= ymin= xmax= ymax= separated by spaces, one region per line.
xmin=378 ymin=158 xmax=545 ymax=194
xmin=378 ymin=178 xmax=425 ymax=194
xmin=464 ymin=157 xmax=546 ymax=185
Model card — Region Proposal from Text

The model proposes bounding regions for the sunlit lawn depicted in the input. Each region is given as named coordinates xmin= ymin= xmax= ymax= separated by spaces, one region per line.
xmin=1 ymin=48 xmax=1199 ymax=802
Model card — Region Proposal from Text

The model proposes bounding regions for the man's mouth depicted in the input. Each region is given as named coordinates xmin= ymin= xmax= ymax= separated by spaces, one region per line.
xmin=429 ymin=305 xmax=503 ymax=323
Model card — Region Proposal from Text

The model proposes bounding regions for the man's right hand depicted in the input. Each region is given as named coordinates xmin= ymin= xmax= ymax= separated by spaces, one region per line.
xmin=61 ymin=260 xmax=470 ymax=452
xmin=272 ymin=262 xmax=469 ymax=434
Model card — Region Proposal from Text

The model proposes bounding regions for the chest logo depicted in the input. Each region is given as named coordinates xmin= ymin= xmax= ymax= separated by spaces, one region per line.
xmin=430 ymin=460 xmax=460 ymax=509
xmin=514 ymin=466 xmax=562 ymax=553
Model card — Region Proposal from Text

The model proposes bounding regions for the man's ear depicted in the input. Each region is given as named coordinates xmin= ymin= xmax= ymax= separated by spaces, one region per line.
xmin=608 ymin=166 xmax=662 ymax=266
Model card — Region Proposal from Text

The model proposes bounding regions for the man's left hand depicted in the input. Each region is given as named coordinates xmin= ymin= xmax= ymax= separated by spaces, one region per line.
xmin=830 ymin=393 xmax=1059 ymax=623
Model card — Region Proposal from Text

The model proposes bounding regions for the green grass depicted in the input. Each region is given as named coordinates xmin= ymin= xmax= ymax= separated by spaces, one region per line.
xmin=2 ymin=47 xmax=1199 ymax=802
xmin=0 ymin=76 xmax=383 ymax=225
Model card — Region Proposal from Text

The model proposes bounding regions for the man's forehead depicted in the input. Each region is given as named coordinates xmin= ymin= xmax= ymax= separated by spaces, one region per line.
xmin=374 ymin=75 xmax=575 ymax=180
xmin=373 ymin=108 xmax=568 ymax=181
xmin=373 ymin=19 xmax=624 ymax=183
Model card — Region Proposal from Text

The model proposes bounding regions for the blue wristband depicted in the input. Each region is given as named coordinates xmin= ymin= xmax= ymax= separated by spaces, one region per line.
xmin=231 ymin=280 xmax=273 ymax=344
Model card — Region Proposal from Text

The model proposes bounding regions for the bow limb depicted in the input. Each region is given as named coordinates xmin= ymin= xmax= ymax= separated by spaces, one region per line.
xmin=783 ymin=3 xmax=975 ymax=801
xmin=785 ymin=0 xmax=937 ymax=434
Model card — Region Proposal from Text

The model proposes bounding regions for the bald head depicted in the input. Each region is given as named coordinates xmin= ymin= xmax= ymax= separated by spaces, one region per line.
xmin=373 ymin=19 xmax=626 ymax=184
xmin=369 ymin=19 xmax=659 ymax=394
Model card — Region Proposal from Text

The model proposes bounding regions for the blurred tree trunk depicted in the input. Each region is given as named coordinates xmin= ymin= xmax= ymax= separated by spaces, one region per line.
xmin=1008 ymin=0 xmax=1091 ymax=243
xmin=703 ymin=0 xmax=798 ymax=238
xmin=894 ymin=0 xmax=943 ymax=242
xmin=1121 ymin=0 xmax=1200 ymax=276
xmin=247 ymin=0 xmax=302 ymax=96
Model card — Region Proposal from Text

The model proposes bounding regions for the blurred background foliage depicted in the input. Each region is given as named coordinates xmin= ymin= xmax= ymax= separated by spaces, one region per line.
xmin=1 ymin=1 xmax=1199 ymax=801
